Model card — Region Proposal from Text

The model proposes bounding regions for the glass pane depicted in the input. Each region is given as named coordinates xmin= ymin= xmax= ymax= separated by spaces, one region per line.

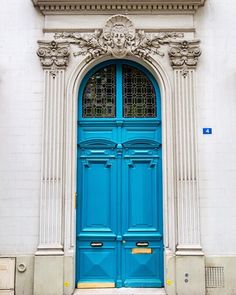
xmin=123 ymin=65 xmax=156 ymax=118
xmin=83 ymin=65 xmax=116 ymax=118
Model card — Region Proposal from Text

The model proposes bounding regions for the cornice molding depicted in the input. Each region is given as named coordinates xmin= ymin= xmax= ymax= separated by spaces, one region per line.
xmin=32 ymin=0 xmax=206 ymax=15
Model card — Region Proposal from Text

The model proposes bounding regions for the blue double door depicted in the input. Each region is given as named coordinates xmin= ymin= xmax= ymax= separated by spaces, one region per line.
xmin=76 ymin=61 xmax=164 ymax=288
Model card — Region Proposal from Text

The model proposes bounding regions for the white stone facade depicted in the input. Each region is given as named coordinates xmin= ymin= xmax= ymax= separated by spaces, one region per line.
xmin=0 ymin=0 xmax=236 ymax=294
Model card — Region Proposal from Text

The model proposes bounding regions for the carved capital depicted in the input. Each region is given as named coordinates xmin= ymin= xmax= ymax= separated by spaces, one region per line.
xmin=37 ymin=40 xmax=70 ymax=70
xmin=169 ymin=40 xmax=201 ymax=75
xmin=55 ymin=15 xmax=183 ymax=62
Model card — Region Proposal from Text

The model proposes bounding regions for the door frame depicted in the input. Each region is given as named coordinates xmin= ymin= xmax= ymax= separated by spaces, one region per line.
xmin=63 ymin=55 xmax=175 ymax=289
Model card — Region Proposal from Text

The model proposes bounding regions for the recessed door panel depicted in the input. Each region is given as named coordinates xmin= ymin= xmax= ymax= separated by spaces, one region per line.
xmin=122 ymin=125 xmax=161 ymax=142
xmin=78 ymin=124 xmax=117 ymax=142
xmin=80 ymin=159 xmax=115 ymax=232
xmin=78 ymin=241 xmax=117 ymax=286
xmin=122 ymin=241 xmax=164 ymax=287
xmin=123 ymin=158 xmax=158 ymax=232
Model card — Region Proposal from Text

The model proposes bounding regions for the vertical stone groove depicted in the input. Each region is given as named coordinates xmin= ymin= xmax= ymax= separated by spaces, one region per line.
xmin=173 ymin=69 xmax=202 ymax=254
xmin=169 ymin=40 xmax=202 ymax=254
xmin=36 ymin=41 xmax=69 ymax=255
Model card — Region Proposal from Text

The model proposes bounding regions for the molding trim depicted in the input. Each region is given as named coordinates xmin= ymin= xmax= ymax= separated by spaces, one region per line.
xmin=55 ymin=15 xmax=183 ymax=62
xmin=44 ymin=28 xmax=196 ymax=34
xmin=176 ymin=244 xmax=204 ymax=256
xmin=173 ymin=69 xmax=203 ymax=254
xmin=32 ymin=0 xmax=206 ymax=15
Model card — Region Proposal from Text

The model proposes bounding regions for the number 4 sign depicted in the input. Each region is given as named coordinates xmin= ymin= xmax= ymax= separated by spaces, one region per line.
xmin=203 ymin=128 xmax=212 ymax=134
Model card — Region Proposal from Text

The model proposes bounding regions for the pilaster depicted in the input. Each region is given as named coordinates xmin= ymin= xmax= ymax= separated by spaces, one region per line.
xmin=36 ymin=40 xmax=70 ymax=255
xmin=169 ymin=40 xmax=203 ymax=255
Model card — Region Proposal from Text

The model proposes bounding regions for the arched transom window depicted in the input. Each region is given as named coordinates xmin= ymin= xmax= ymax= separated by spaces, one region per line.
xmin=81 ymin=61 xmax=159 ymax=119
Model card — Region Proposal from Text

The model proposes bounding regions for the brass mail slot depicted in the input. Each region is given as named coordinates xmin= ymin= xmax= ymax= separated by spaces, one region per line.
xmin=132 ymin=248 xmax=153 ymax=254
xmin=136 ymin=241 xmax=149 ymax=247
xmin=90 ymin=242 xmax=103 ymax=247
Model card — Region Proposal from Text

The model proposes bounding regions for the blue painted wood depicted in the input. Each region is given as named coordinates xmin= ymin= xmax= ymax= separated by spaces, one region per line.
xmin=76 ymin=60 xmax=163 ymax=288
xmin=122 ymin=242 xmax=164 ymax=287
xmin=116 ymin=63 xmax=123 ymax=120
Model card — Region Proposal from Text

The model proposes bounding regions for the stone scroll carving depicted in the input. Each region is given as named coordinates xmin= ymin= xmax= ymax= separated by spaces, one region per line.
xmin=37 ymin=40 xmax=70 ymax=76
xmin=169 ymin=40 xmax=201 ymax=77
xmin=54 ymin=15 xmax=183 ymax=62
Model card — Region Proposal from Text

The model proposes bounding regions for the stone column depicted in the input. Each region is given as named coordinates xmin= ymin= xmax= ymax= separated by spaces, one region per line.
xmin=34 ymin=40 xmax=70 ymax=295
xmin=169 ymin=40 xmax=203 ymax=256
xmin=36 ymin=40 xmax=70 ymax=255
xmin=169 ymin=40 xmax=205 ymax=295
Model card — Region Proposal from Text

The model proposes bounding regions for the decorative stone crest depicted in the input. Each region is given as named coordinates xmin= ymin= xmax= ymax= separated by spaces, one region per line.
xmin=37 ymin=41 xmax=70 ymax=76
xmin=103 ymin=15 xmax=135 ymax=58
xmin=54 ymin=15 xmax=183 ymax=62
xmin=169 ymin=40 xmax=201 ymax=76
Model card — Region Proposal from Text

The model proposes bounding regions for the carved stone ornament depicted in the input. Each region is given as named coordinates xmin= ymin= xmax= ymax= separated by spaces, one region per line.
xmin=169 ymin=40 xmax=201 ymax=76
xmin=37 ymin=41 xmax=70 ymax=73
xmin=54 ymin=15 xmax=183 ymax=62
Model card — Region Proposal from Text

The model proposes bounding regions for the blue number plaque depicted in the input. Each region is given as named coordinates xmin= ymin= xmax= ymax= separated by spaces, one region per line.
xmin=203 ymin=128 xmax=212 ymax=135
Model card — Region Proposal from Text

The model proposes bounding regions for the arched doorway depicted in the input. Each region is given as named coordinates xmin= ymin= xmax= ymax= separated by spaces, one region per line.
xmin=76 ymin=60 xmax=164 ymax=288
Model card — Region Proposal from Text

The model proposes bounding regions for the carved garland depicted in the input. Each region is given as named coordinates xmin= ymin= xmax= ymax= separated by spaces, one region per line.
xmin=54 ymin=15 xmax=183 ymax=61
xmin=37 ymin=15 xmax=201 ymax=77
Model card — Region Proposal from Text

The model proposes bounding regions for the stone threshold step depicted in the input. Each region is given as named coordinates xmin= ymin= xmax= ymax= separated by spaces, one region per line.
xmin=73 ymin=288 xmax=166 ymax=295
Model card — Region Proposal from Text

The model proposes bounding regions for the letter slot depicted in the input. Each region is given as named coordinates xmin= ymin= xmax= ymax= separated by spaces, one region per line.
xmin=90 ymin=242 xmax=103 ymax=247
xmin=136 ymin=241 xmax=149 ymax=247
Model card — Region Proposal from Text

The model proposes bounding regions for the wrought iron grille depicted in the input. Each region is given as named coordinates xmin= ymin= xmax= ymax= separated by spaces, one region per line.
xmin=82 ymin=65 xmax=116 ymax=118
xmin=123 ymin=65 xmax=156 ymax=118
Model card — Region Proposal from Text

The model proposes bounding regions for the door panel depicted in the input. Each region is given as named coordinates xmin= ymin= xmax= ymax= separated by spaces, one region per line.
xmin=77 ymin=140 xmax=118 ymax=288
xmin=76 ymin=60 xmax=163 ymax=288
xmin=78 ymin=123 xmax=117 ymax=142
xmin=78 ymin=140 xmax=117 ymax=238
xmin=122 ymin=241 xmax=164 ymax=287
xmin=121 ymin=141 xmax=163 ymax=287
xmin=122 ymin=124 xmax=161 ymax=143
xmin=77 ymin=138 xmax=163 ymax=287
xmin=122 ymin=140 xmax=162 ymax=236
xmin=78 ymin=241 xmax=117 ymax=287
xmin=123 ymin=158 xmax=158 ymax=231
xmin=80 ymin=159 xmax=114 ymax=231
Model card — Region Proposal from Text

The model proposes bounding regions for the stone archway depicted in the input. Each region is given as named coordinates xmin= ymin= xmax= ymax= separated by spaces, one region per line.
xmin=35 ymin=14 xmax=204 ymax=295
